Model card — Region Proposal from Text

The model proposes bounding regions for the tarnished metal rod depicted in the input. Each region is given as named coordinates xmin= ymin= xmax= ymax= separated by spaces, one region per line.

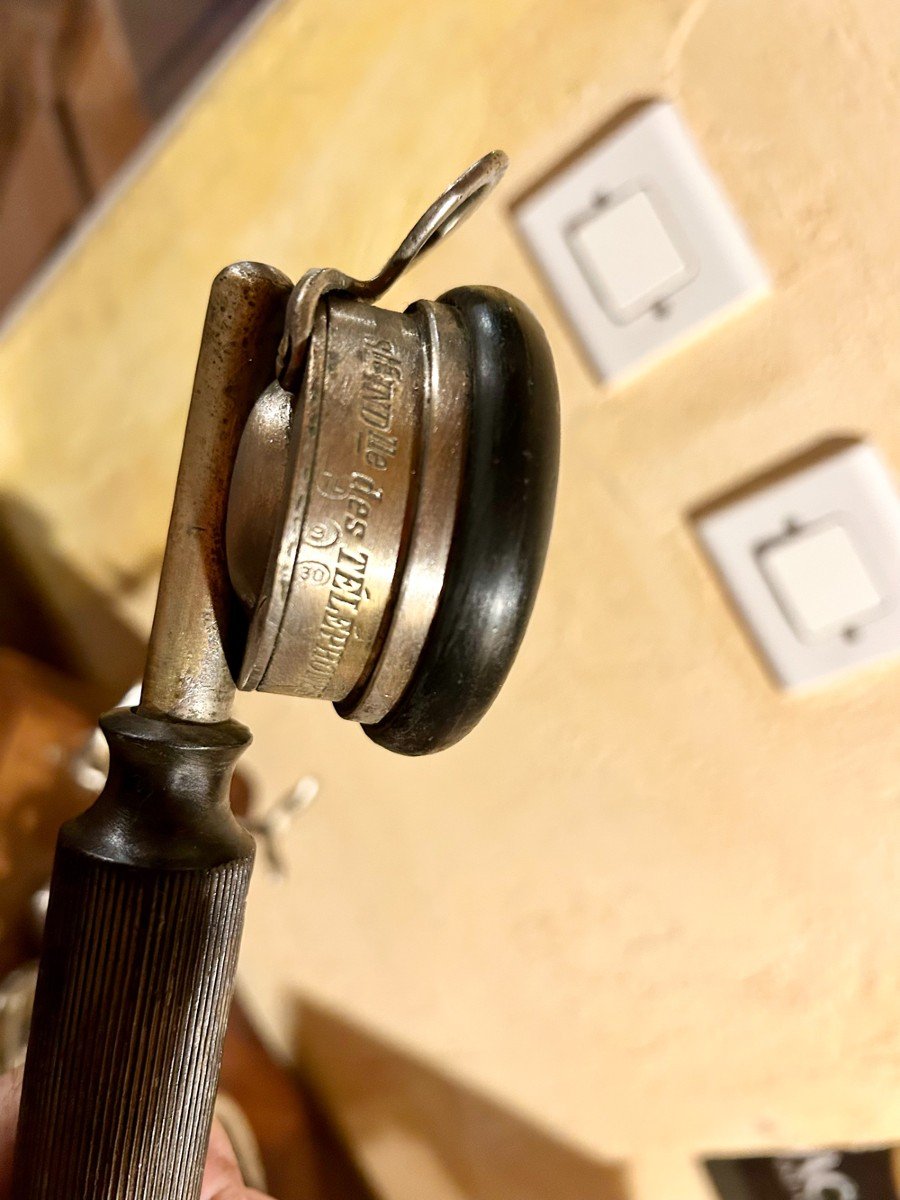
xmin=141 ymin=261 xmax=292 ymax=723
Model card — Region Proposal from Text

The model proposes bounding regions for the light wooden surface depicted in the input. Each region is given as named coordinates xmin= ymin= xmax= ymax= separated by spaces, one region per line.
xmin=3 ymin=1 xmax=900 ymax=1196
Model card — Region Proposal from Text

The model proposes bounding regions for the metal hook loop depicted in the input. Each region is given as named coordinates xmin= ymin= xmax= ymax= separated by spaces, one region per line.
xmin=276 ymin=149 xmax=508 ymax=390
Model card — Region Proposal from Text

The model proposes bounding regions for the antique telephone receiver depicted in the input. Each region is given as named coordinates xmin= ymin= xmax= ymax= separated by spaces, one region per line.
xmin=12 ymin=152 xmax=559 ymax=1199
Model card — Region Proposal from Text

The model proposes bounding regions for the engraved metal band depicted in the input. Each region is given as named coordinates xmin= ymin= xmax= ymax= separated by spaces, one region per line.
xmin=237 ymin=298 xmax=423 ymax=701
xmin=237 ymin=308 xmax=326 ymax=691
xmin=338 ymin=300 xmax=468 ymax=723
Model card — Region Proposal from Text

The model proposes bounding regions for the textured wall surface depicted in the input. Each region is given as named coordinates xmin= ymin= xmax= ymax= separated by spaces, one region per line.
xmin=1 ymin=1 xmax=900 ymax=1197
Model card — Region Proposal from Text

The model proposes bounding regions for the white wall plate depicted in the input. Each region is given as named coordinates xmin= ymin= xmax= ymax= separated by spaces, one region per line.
xmin=516 ymin=101 xmax=769 ymax=383
xmin=696 ymin=444 xmax=900 ymax=690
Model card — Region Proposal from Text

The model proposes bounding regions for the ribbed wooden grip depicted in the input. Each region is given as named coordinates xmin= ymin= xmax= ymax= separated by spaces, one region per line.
xmin=12 ymin=709 xmax=256 ymax=1200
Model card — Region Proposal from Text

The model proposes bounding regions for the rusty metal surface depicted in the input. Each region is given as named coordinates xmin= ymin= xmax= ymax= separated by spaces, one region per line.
xmin=140 ymin=260 xmax=291 ymax=723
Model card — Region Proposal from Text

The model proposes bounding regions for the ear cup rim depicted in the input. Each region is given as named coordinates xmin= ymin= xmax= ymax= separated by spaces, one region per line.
xmin=360 ymin=286 xmax=560 ymax=755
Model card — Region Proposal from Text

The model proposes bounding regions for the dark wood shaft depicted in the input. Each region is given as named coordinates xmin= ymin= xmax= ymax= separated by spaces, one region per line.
xmin=12 ymin=708 xmax=255 ymax=1200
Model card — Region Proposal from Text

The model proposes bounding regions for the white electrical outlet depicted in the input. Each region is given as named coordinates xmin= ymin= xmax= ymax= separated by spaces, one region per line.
xmin=516 ymin=101 xmax=769 ymax=382
xmin=696 ymin=444 xmax=900 ymax=689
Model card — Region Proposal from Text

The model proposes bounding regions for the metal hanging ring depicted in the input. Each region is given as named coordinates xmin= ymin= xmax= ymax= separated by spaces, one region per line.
xmin=276 ymin=149 xmax=508 ymax=391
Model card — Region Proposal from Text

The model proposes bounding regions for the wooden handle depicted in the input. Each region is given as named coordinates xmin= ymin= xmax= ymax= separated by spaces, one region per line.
xmin=12 ymin=708 xmax=255 ymax=1200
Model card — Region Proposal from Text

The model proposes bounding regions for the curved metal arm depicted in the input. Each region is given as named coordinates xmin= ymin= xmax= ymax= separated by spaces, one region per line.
xmin=276 ymin=149 xmax=508 ymax=390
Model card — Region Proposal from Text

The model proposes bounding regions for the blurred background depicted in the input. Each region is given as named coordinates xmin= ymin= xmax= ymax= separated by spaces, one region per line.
xmin=2 ymin=2 xmax=900 ymax=1199
xmin=0 ymin=0 xmax=264 ymax=314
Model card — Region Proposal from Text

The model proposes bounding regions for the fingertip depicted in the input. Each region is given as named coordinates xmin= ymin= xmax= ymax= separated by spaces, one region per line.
xmin=201 ymin=1120 xmax=245 ymax=1199
xmin=0 ymin=1067 xmax=23 ymax=1193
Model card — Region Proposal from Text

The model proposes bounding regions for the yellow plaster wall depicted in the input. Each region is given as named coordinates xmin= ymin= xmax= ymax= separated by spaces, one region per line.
xmin=2 ymin=1 xmax=900 ymax=1196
